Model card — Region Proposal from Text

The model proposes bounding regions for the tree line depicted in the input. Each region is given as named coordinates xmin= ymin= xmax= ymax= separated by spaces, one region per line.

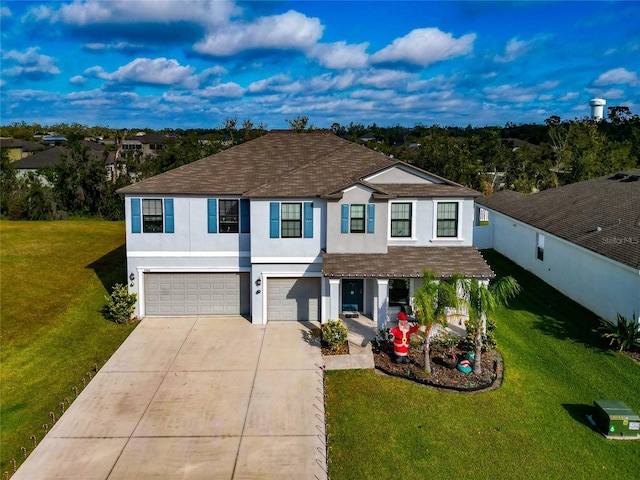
xmin=1 ymin=109 xmax=638 ymax=221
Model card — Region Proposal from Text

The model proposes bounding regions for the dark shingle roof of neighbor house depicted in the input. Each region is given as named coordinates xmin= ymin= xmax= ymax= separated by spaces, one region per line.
xmin=117 ymin=130 xmax=479 ymax=198
xmin=323 ymin=247 xmax=495 ymax=279
xmin=13 ymin=142 xmax=109 ymax=169
xmin=477 ymin=169 xmax=640 ymax=269
xmin=0 ymin=138 xmax=46 ymax=152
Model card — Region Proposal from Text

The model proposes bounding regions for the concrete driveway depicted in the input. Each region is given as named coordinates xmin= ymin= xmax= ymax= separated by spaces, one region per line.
xmin=14 ymin=317 xmax=327 ymax=480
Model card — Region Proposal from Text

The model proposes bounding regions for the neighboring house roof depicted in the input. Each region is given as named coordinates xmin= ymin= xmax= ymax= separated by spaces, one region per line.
xmin=477 ymin=170 xmax=640 ymax=269
xmin=13 ymin=142 xmax=110 ymax=169
xmin=0 ymin=138 xmax=46 ymax=153
xmin=118 ymin=130 xmax=479 ymax=198
xmin=323 ymin=247 xmax=495 ymax=279
xmin=125 ymin=133 xmax=176 ymax=145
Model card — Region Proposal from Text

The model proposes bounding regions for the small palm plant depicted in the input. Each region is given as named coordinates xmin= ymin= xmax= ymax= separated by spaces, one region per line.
xmin=597 ymin=313 xmax=640 ymax=353
xmin=463 ymin=276 xmax=520 ymax=375
xmin=412 ymin=269 xmax=462 ymax=374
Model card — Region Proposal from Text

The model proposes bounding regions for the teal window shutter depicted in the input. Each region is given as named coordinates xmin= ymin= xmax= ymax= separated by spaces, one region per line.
xmin=341 ymin=204 xmax=349 ymax=234
xmin=131 ymin=198 xmax=141 ymax=233
xmin=303 ymin=202 xmax=313 ymax=238
xmin=367 ymin=204 xmax=375 ymax=233
xmin=208 ymin=199 xmax=217 ymax=233
xmin=164 ymin=198 xmax=174 ymax=233
xmin=240 ymin=199 xmax=250 ymax=233
xmin=270 ymin=202 xmax=280 ymax=238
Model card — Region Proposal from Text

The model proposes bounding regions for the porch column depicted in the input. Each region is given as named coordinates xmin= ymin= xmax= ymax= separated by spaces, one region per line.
xmin=375 ymin=278 xmax=389 ymax=330
xmin=329 ymin=278 xmax=340 ymax=320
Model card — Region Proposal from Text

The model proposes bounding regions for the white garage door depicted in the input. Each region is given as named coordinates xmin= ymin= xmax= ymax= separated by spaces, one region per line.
xmin=145 ymin=273 xmax=250 ymax=316
xmin=267 ymin=277 xmax=320 ymax=321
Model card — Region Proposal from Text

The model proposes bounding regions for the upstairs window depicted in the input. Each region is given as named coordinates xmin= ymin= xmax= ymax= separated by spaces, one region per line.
xmin=437 ymin=202 xmax=459 ymax=237
xmin=281 ymin=203 xmax=302 ymax=238
xmin=218 ymin=199 xmax=239 ymax=233
xmin=142 ymin=199 xmax=163 ymax=233
xmin=537 ymin=233 xmax=545 ymax=261
xmin=350 ymin=204 xmax=366 ymax=233
xmin=391 ymin=203 xmax=412 ymax=237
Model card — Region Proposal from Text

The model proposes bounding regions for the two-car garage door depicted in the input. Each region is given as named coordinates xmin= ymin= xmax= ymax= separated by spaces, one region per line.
xmin=145 ymin=273 xmax=250 ymax=316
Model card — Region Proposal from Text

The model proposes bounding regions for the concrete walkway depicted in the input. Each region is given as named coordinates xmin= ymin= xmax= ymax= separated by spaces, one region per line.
xmin=323 ymin=315 xmax=376 ymax=371
xmin=14 ymin=317 xmax=327 ymax=480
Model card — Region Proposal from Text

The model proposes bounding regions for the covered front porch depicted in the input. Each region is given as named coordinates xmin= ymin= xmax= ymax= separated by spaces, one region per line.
xmin=322 ymin=246 xmax=495 ymax=330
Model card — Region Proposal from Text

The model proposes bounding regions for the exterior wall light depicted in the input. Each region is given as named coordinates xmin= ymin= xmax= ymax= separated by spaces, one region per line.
xmin=255 ymin=278 xmax=261 ymax=286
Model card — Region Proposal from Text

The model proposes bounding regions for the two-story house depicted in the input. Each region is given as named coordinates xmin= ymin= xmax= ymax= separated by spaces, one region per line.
xmin=118 ymin=130 xmax=493 ymax=329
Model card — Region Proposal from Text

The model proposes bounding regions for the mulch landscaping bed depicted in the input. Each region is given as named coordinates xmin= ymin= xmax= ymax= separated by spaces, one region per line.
xmin=372 ymin=340 xmax=503 ymax=393
xmin=322 ymin=341 xmax=350 ymax=356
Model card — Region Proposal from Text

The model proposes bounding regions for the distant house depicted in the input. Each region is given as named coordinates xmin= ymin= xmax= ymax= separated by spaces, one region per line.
xmin=358 ymin=132 xmax=377 ymax=143
xmin=0 ymin=138 xmax=46 ymax=161
xmin=121 ymin=132 xmax=176 ymax=157
xmin=118 ymin=130 xmax=493 ymax=327
xmin=474 ymin=170 xmax=640 ymax=322
xmin=12 ymin=141 xmax=117 ymax=183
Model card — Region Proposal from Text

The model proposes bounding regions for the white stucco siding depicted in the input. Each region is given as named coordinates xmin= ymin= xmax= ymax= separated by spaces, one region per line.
xmin=250 ymin=199 xmax=326 ymax=260
xmin=387 ymin=197 xmax=474 ymax=247
xmin=488 ymin=210 xmax=639 ymax=322
xmin=124 ymin=196 xmax=250 ymax=253
xmin=326 ymin=185 xmax=387 ymax=254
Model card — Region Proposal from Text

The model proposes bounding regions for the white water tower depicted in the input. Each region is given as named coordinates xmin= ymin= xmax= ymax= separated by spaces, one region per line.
xmin=589 ymin=98 xmax=606 ymax=120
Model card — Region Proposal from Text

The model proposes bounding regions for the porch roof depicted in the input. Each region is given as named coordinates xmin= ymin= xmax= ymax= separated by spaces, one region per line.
xmin=322 ymin=246 xmax=495 ymax=279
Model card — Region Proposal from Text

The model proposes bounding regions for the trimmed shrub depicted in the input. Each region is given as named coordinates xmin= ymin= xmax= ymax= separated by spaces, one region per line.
xmin=322 ymin=319 xmax=348 ymax=352
xmin=103 ymin=283 xmax=137 ymax=325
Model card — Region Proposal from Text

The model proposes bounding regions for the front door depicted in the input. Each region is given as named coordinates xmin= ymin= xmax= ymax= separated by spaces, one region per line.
xmin=342 ymin=279 xmax=363 ymax=312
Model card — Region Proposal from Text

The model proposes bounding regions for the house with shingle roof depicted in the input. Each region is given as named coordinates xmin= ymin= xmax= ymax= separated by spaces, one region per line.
xmin=12 ymin=141 xmax=117 ymax=183
xmin=118 ymin=130 xmax=493 ymax=327
xmin=474 ymin=170 xmax=640 ymax=322
xmin=0 ymin=138 xmax=46 ymax=161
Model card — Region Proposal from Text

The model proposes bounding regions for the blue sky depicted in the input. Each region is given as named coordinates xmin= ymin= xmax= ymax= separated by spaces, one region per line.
xmin=1 ymin=1 xmax=639 ymax=130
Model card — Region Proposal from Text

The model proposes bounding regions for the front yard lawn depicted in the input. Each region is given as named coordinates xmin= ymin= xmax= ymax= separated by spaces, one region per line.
xmin=325 ymin=250 xmax=640 ymax=480
xmin=0 ymin=220 xmax=135 ymax=473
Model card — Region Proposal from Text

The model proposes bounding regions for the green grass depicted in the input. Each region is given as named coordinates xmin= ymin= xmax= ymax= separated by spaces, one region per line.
xmin=326 ymin=250 xmax=640 ymax=480
xmin=0 ymin=220 xmax=136 ymax=472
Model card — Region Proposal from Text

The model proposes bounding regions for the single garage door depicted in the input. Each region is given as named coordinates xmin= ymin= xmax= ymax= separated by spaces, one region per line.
xmin=267 ymin=277 xmax=320 ymax=321
xmin=145 ymin=273 xmax=250 ymax=316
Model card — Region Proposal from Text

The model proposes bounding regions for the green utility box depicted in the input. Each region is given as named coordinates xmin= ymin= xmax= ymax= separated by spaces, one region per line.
xmin=592 ymin=400 xmax=640 ymax=439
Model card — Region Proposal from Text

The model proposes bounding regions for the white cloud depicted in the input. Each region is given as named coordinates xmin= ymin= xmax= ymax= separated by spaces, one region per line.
xmin=585 ymin=88 xmax=625 ymax=100
xmin=84 ymin=41 xmax=143 ymax=51
xmin=357 ymin=69 xmax=413 ymax=89
xmin=198 ymin=82 xmax=245 ymax=98
xmin=0 ymin=6 xmax=11 ymax=17
xmin=494 ymin=37 xmax=532 ymax=63
xmin=248 ymin=74 xmax=293 ymax=93
xmin=70 ymin=75 xmax=87 ymax=84
xmin=371 ymin=28 xmax=476 ymax=67
xmin=594 ymin=67 xmax=639 ymax=86
xmin=105 ymin=58 xmax=197 ymax=88
xmin=194 ymin=10 xmax=323 ymax=56
xmin=483 ymin=81 xmax=559 ymax=103
xmin=30 ymin=0 xmax=239 ymax=28
xmin=558 ymin=92 xmax=579 ymax=102
xmin=309 ymin=41 xmax=369 ymax=69
xmin=2 ymin=47 xmax=60 ymax=77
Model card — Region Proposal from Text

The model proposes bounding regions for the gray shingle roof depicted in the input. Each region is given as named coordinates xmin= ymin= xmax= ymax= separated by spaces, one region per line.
xmin=477 ymin=170 xmax=640 ymax=269
xmin=323 ymin=247 xmax=495 ymax=279
xmin=117 ymin=130 xmax=479 ymax=198
xmin=13 ymin=142 xmax=108 ymax=169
